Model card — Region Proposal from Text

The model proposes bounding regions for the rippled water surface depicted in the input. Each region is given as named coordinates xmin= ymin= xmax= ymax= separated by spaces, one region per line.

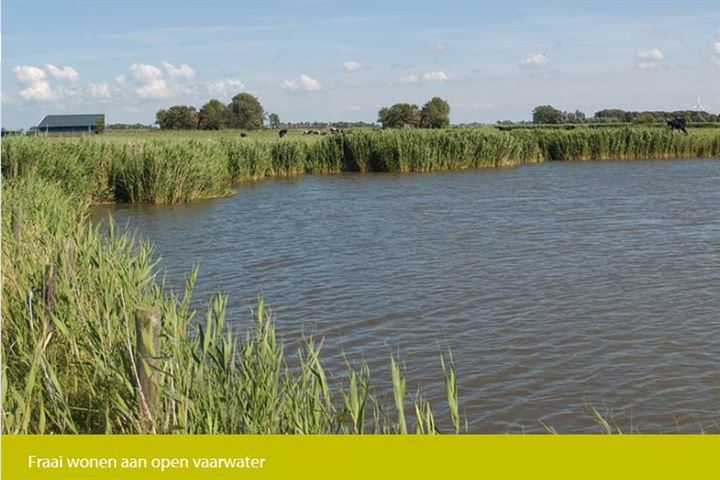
xmin=93 ymin=159 xmax=720 ymax=432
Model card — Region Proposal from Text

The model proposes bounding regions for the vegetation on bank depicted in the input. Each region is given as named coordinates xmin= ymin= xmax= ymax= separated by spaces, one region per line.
xmin=3 ymin=127 xmax=719 ymax=205
xmin=1 ymin=176 xmax=464 ymax=434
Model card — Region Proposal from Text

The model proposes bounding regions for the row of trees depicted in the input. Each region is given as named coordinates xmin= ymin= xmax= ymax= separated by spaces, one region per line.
xmin=532 ymin=105 xmax=718 ymax=125
xmin=377 ymin=97 xmax=450 ymax=128
xmin=156 ymin=93 xmax=278 ymax=130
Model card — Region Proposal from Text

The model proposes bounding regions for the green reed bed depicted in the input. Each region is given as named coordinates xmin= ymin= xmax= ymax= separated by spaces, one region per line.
xmin=2 ymin=177 xmax=463 ymax=434
xmin=3 ymin=127 xmax=719 ymax=205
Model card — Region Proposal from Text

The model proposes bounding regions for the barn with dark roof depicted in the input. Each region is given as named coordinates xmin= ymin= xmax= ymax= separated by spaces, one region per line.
xmin=36 ymin=114 xmax=105 ymax=135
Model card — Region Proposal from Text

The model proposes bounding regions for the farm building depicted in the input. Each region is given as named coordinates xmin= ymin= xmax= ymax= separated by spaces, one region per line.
xmin=36 ymin=114 xmax=105 ymax=135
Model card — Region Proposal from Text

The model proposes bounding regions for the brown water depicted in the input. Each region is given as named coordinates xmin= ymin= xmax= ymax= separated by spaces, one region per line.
xmin=93 ymin=159 xmax=720 ymax=433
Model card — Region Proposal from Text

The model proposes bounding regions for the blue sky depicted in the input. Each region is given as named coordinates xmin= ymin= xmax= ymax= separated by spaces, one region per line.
xmin=2 ymin=0 xmax=719 ymax=128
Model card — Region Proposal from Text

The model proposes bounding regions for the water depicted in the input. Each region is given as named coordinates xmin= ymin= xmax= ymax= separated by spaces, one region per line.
xmin=92 ymin=159 xmax=720 ymax=433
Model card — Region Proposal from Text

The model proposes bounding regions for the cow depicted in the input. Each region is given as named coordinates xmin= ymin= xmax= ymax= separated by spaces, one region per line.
xmin=279 ymin=129 xmax=288 ymax=138
xmin=240 ymin=133 xmax=247 ymax=138
xmin=667 ymin=118 xmax=688 ymax=134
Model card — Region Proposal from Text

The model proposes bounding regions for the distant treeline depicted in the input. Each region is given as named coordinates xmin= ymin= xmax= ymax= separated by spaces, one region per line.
xmin=529 ymin=105 xmax=719 ymax=125
xmin=107 ymin=123 xmax=156 ymax=130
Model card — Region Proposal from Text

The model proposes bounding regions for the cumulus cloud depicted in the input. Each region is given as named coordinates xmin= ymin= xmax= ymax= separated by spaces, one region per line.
xmin=129 ymin=63 xmax=193 ymax=98
xmin=397 ymin=71 xmax=447 ymax=84
xmin=281 ymin=74 xmax=321 ymax=91
xmin=206 ymin=78 xmax=245 ymax=97
xmin=399 ymin=74 xmax=419 ymax=84
xmin=342 ymin=60 xmax=362 ymax=72
xmin=115 ymin=74 xmax=127 ymax=87
xmin=635 ymin=48 xmax=664 ymax=69
xmin=12 ymin=65 xmax=56 ymax=101
xmin=46 ymin=64 xmax=79 ymax=82
xmin=423 ymin=70 xmax=448 ymax=81
xmin=161 ymin=61 xmax=195 ymax=81
xmin=89 ymin=82 xmax=112 ymax=99
xmin=136 ymin=79 xmax=170 ymax=99
xmin=130 ymin=63 xmax=163 ymax=80
xmin=519 ymin=53 xmax=550 ymax=68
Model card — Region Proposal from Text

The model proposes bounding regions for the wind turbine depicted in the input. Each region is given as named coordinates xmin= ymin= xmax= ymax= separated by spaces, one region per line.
xmin=691 ymin=96 xmax=708 ymax=113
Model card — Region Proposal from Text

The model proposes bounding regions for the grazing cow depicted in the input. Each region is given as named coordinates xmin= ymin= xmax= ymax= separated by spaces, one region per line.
xmin=279 ymin=129 xmax=288 ymax=138
xmin=302 ymin=130 xmax=311 ymax=135
xmin=667 ymin=118 xmax=688 ymax=134
xmin=240 ymin=133 xmax=247 ymax=138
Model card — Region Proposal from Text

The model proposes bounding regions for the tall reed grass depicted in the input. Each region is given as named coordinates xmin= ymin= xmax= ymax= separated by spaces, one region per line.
xmin=3 ymin=127 xmax=718 ymax=204
xmin=1 ymin=177 xmax=466 ymax=434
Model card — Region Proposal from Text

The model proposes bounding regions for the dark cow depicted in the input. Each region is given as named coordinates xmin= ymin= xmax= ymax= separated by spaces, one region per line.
xmin=279 ymin=129 xmax=288 ymax=138
xmin=240 ymin=133 xmax=247 ymax=138
xmin=667 ymin=118 xmax=687 ymax=134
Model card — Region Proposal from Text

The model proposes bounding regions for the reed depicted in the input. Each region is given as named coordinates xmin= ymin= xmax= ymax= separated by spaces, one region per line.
xmin=3 ymin=127 xmax=718 ymax=204
xmin=1 ymin=176 xmax=469 ymax=434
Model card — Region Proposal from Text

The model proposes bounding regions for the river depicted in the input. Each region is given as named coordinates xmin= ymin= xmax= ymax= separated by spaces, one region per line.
xmin=92 ymin=158 xmax=720 ymax=433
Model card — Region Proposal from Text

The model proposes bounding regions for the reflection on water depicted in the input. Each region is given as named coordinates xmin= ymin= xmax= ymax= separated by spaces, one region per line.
xmin=92 ymin=159 xmax=720 ymax=432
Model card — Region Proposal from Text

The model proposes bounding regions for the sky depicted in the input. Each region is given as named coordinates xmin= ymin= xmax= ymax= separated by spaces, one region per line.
xmin=2 ymin=0 xmax=719 ymax=129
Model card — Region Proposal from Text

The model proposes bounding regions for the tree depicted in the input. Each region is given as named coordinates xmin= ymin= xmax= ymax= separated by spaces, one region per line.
xmin=155 ymin=105 xmax=198 ymax=130
xmin=532 ymin=105 xmax=564 ymax=124
xmin=95 ymin=114 xmax=106 ymax=134
xmin=198 ymin=99 xmax=231 ymax=130
xmin=377 ymin=103 xmax=421 ymax=128
xmin=268 ymin=113 xmax=281 ymax=129
xmin=229 ymin=93 xmax=264 ymax=130
xmin=633 ymin=112 xmax=656 ymax=125
xmin=420 ymin=97 xmax=450 ymax=128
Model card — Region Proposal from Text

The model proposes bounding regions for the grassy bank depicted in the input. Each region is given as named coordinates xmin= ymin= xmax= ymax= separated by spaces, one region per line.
xmin=3 ymin=127 xmax=719 ymax=204
xmin=1 ymin=176 xmax=464 ymax=434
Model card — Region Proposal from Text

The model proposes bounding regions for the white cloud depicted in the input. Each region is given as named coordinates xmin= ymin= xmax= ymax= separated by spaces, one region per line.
xmin=423 ymin=70 xmax=448 ymax=81
xmin=46 ymin=64 xmax=79 ymax=82
xmin=136 ymin=78 xmax=170 ymax=99
xmin=281 ymin=74 xmax=321 ymax=91
xmin=519 ymin=53 xmax=550 ymax=68
xmin=89 ymin=82 xmax=112 ymax=99
xmin=635 ymin=48 xmax=664 ymax=68
xmin=115 ymin=74 xmax=127 ymax=87
xmin=342 ymin=60 xmax=362 ymax=72
xmin=12 ymin=65 xmax=56 ymax=101
xmin=130 ymin=63 xmax=163 ymax=80
xmin=206 ymin=78 xmax=245 ymax=97
xmin=399 ymin=74 xmax=419 ymax=84
xmin=432 ymin=43 xmax=448 ymax=52
xmin=13 ymin=65 xmax=46 ymax=83
xmin=398 ymin=71 xmax=448 ymax=84
xmin=715 ymin=40 xmax=720 ymax=55
xmin=130 ymin=63 xmax=176 ymax=98
xmin=161 ymin=62 xmax=195 ymax=81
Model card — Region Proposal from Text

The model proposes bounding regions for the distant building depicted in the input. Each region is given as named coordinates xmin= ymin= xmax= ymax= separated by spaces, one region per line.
xmin=36 ymin=114 xmax=105 ymax=135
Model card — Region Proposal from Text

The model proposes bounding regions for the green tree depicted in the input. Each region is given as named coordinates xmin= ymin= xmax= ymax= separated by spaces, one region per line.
xmin=532 ymin=105 xmax=564 ymax=124
xmin=95 ymin=114 xmax=106 ymax=134
xmin=268 ymin=113 xmax=281 ymax=129
xmin=377 ymin=103 xmax=421 ymax=128
xmin=198 ymin=99 xmax=231 ymax=130
xmin=229 ymin=93 xmax=264 ymax=130
xmin=420 ymin=97 xmax=450 ymax=128
xmin=155 ymin=105 xmax=198 ymax=130
xmin=633 ymin=112 xmax=656 ymax=125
